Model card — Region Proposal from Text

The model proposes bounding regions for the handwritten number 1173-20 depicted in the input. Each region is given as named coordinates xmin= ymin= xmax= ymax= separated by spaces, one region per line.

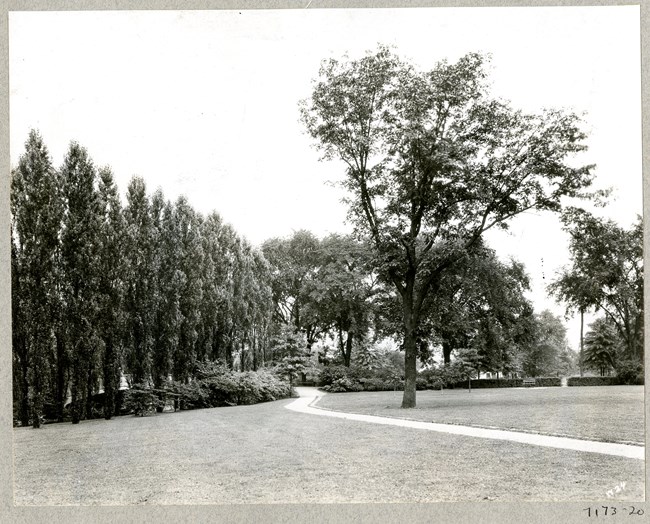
xmin=583 ymin=506 xmax=644 ymax=517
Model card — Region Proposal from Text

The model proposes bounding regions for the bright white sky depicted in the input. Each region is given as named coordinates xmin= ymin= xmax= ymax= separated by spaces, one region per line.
xmin=9 ymin=7 xmax=642 ymax=350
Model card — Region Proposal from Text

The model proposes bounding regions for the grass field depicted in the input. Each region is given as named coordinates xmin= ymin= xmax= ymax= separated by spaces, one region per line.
xmin=316 ymin=386 xmax=645 ymax=444
xmin=13 ymin=387 xmax=645 ymax=505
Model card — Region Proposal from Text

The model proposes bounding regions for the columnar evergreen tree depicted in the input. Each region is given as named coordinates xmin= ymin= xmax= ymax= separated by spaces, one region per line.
xmin=60 ymin=142 xmax=102 ymax=423
xmin=11 ymin=132 xmax=65 ymax=427
xmin=151 ymin=198 xmax=181 ymax=387
xmin=97 ymin=167 xmax=126 ymax=418
xmin=123 ymin=177 xmax=155 ymax=385
xmin=149 ymin=189 xmax=167 ymax=388
xmin=11 ymin=229 xmax=29 ymax=426
xmin=173 ymin=196 xmax=204 ymax=381
xmin=214 ymin=222 xmax=239 ymax=367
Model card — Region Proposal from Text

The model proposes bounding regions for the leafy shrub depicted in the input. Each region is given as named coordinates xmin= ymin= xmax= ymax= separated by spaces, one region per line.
xmin=168 ymin=366 xmax=293 ymax=409
xmin=567 ymin=376 xmax=619 ymax=387
xmin=615 ymin=360 xmax=644 ymax=385
xmin=323 ymin=377 xmax=364 ymax=393
xmin=319 ymin=363 xmax=405 ymax=392
xmin=319 ymin=365 xmax=363 ymax=386
xmin=170 ymin=380 xmax=210 ymax=410
xmin=124 ymin=385 xmax=165 ymax=416
xmin=418 ymin=368 xmax=454 ymax=389
xmin=359 ymin=377 xmax=390 ymax=391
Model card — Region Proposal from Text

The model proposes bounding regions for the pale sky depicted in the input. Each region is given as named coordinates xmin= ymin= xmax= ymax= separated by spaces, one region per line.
xmin=9 ymin=7 xmax=642 ymax=350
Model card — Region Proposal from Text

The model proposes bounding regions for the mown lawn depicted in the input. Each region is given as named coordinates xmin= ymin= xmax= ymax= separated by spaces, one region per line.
xmin=316 ymin=385 xmax=645 ymax=444
xmin=14 ymin=389 xmax=644 ymax=505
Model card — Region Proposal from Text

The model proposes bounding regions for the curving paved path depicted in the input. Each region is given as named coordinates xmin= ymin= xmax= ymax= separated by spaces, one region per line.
xmin=289 ymin=387 xmax=645 ymax=461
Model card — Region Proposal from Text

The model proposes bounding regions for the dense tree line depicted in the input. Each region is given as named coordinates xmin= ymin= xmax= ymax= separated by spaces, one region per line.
xmin=11 ymin=131 xmax=274 ymax=426
xmin=13 ymin=47 xmax=642 ymax=427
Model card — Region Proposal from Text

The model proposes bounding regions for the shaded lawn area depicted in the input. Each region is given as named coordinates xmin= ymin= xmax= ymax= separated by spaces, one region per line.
xmin=316 ymin=385 xmax=645 ymax=445
xmin=14 ymin=394 xmax=644 ymax=505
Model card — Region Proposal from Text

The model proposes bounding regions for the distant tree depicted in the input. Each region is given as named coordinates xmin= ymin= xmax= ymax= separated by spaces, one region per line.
xmin=423 ymin=242 xmax=535 ymax=375
xmin=451 ymin=347 xmax=481 ymax=392
xmin=582 ymin=317 xmax=619 ymax=376
xmin=521 ymin=310 xmax=572 ymax=377
xmin=276 ymin=353 xmax=313 ymax=388
xmin=262 ymin=230 xmax=325 ymax=348
xmin=305 ymin=235 xmax=377 ymax=367
xmin=301 ymin=47 xmax=594 ymax=407
xmin=268 ymin=324 xmax=308 ymax=361
xmin=549 ymin=209 xmax=643 ymax=365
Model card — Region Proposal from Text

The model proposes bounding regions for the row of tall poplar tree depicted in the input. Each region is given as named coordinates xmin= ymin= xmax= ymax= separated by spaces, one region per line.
xmin=11 ymin=131 xmax=275 ymax=427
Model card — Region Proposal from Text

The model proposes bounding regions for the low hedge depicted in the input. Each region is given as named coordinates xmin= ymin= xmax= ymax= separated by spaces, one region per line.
xmin=567 ymin=376 xmax=620 ymax=387
xmin=319 ymin=365 xmax=403 ymax=392
xmin=534 ymin=377 xmax=562 ymax=387
xmin=450 ymin=379 xmax=523 ymax=389
xmin=441 ymin=377 xmax=562 ymax=389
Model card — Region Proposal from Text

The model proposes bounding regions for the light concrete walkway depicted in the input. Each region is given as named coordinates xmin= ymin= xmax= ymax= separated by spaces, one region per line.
xmin=288 ymin=387 xmax=645 ymax=461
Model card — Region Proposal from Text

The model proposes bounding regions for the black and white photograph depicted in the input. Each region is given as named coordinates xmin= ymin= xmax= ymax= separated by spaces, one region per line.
xmin=4 ymin=2 xmax=646 ymax=519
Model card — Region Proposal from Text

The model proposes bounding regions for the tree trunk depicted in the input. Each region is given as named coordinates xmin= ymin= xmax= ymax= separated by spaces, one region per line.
xmin=31 ymin=330 xmax=46 ymax=428
xmin=344 ymin=331 xmax=353 ymax=367
xmin=252 ymin=330 xmax=258 ymax=371
xmin=442 ymin=341 xmax=452 ymax=365
xmin=402 ymin=328 xmax=417 ymax=408
xmin=55 ymin=333 xmax=66 ymax=422
xmin=103 ymin=336 xmax=116 ymax=420
xmin=401 ymin=281 xmax=418 ymax=408
xmin=19 ymin=350 xmax=30 ymax=427
xmin=85 ymin=365 xmax=94 ymax=420
xmin=337 ymin=326 xmax=348 ymax=367
xmin=70 ymin=352 xmax=81 ymax=424
xmin=579 ymin=309 xmax=584 ymax=377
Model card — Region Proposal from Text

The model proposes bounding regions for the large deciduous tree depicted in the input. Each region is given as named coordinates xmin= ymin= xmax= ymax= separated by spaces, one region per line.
xmin=549 ymin=208 xmax=643 ymax=364
xmin=301 ymin=47 xmax=594 ymax=407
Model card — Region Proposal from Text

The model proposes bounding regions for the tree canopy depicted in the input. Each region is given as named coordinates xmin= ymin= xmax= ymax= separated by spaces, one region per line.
xmin=301 ymin=46 xmax=595 ymax=407
xmin=549 ymin=208 xmax=643 ymax=362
